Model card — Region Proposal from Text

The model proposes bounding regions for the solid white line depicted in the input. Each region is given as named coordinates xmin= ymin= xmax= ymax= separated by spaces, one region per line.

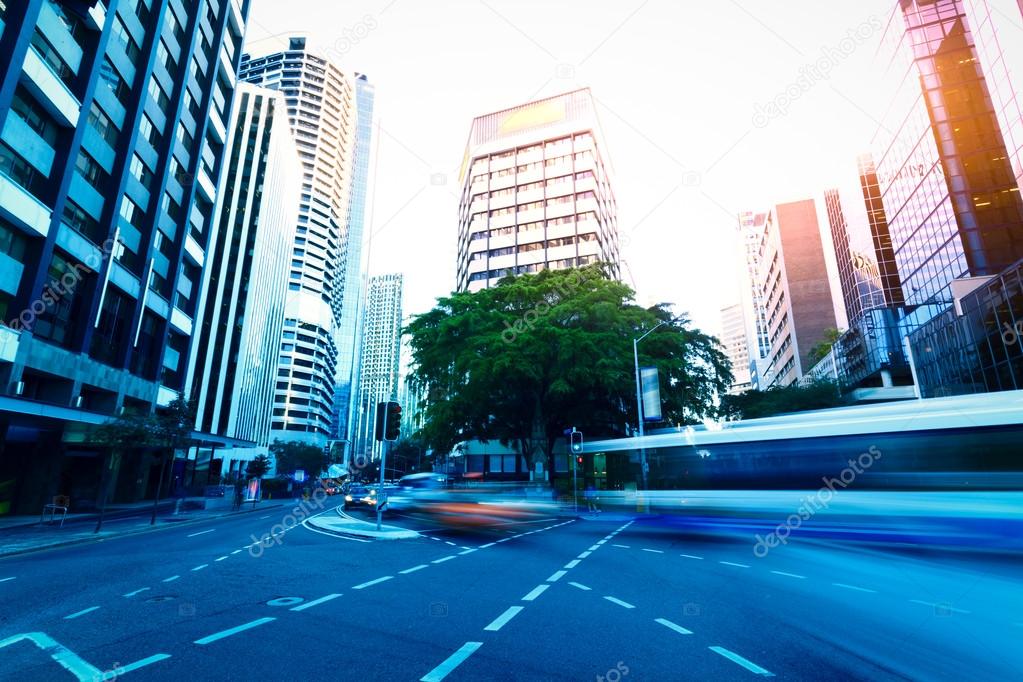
xmin=483 ymin=606 xmax=524 ymax=632
xmin=162 ymin=575 xmax=180 ymax=583
xmin=547 ymin=570 xmax=567 ymax=583
xmin=771 ymin=570 xmax=806 ymax=579
xmin=215 ymin=556 xmax=229 ymax=562
xmin=122 ymin=587 xmax=150 ymax=597
xmin=432 ymin=556 xmax=456 ymax=564
xmin=458 ymin=548 xmax=477 ymax=555
xmin=420 ymin=642 xmax=483 ymax=682
xmin=612 ymin=544 xmax=630 ymax=548
xmin=833 ymin=582 xmax=876 ymax=594
xmin=564 ymin=560 xmax=580 ymax=569
xmin=195 ymin=617 xmax=276 ymax=645
xmin=641 ymin=548 xmax=664 ymax=554
xmin=187 ymin=529 xmax=215 ymax=537
xmin=352 ymin=576 xmax=394 ymax=590
xmin=719 ymin=561 xmax=750 ymax=568
xmin=496 ymin=538 xmax=510 ymax=543
xmin=291 ymin=593 xmax=343 ymax=612
xmin=909 ymin=599 xmax=971 ymax=614
xmin=231 ymin=549 xmax=243 ymax=555
xmin=709 ymin=646 xmax=774 ymax=676
xmin=191 ymin=564 xmax=208 ymax=571
xmin=655 ymin=617 xmax=693 ymax=635
xmin=400 ymin=564 xmax=429 ymax=574
xmin=479 ymin=543 xmax=496 ymax=548
xmin=604 ymin=596 xmax=635 ymax=609
xmin=110 ymin=654 xmax=172 ymax=675
xmin=569 ymin=582 xmax=591 ymax=591
xmin=680 ymin=554 xmax=704 ymax=560
xmin=577 ymin=551 xmax=591 ymax=558
xmin=0 ymin=577 xmax=15 ymax=583
xmin=64 ymin=606 xmax=100 ymax=620
xmin=522 ymin=584 xmax=550 ymax=601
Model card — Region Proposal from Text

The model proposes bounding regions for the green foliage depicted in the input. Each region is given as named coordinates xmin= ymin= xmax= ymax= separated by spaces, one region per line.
xmin=404 ymin=264 xmax=732 ymax=471
xmin=808 ymin=327 xmax=845 ymax=366
xmin=92 ymin=397 xmax=195 ymax=453
xmin=719 ymin=380 xmax=847 ymax=420
xmin=269 ymin=440 xmax=325 ymax=479
xmin=247 ymin=454 xmax=272 ymax=479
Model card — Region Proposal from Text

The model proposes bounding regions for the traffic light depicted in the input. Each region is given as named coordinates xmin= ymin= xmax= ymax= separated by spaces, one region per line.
xmin=374 ymin=401 xmax=402 ymax=441
xmin=570 ymin=429 xmax=583 ymax=454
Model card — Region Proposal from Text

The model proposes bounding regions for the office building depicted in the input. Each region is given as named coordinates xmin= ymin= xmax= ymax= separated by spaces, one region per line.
xmin=719 ymin=303 xmax=752 ymax=394
xmin=735 ymin=210 xmax=772 ymax=388
xmin=456 ymin=88 xmax=621 ymax=292
xmin=351 ymin=273 xmax=402 ymax=462
xmin=238 ymin=37 xmax=359 ymax=447
xmin=185 ymin=83 xmax=301 ymax=477
xmin=0 ymin=0 xmax=249 ymax=515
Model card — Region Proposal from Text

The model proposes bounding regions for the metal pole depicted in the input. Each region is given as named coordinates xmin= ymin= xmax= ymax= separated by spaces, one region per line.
xmin=573 ymin=433 xmax=578 ymax=513
xmin=376 ymin=408 xmax=387 ymax=532
xmin=633 ymin=338 xmax=647 ymax=490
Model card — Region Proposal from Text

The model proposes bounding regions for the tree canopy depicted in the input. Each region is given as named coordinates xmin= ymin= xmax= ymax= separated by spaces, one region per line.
xmin=269 ymin=440 xmax=325 ymax=479
xmin=404 ymin=265 xmax=732 ymax=473
xmin=718 ymin=380 xmax=848 ymax=420
xmin=808 ymin=327 xmax=845 ymax=366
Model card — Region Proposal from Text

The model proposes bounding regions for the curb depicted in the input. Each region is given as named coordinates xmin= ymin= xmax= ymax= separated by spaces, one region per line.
xmin=303 ymin=508 xmax=419 ymax=540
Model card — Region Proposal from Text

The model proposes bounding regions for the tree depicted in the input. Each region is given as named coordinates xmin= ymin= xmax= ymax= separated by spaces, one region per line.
xmin=269 ymin=440 xmax=325 ymax=479
xmin=92 ymin=408 xmax=151 ymax=533
xmin=405 ymin=264 xmax=732 ymax=476
xmin=148 ymin=397 xmax=196 ymax=525
xmin=808 ymin=327 xmax=845 ymax=366
xmin=719 ymin=380 xmax=847 ymax=421
xmin=247 ymin=454 xmax=272 ymax=479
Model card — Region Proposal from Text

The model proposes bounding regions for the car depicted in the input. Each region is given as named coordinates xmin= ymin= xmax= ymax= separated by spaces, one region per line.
xmin=343 ymin=485 xmax=382 ymax=512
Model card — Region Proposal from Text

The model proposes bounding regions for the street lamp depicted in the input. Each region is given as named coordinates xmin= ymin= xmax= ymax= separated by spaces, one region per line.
xmin=633 ymin=318 xmax=673 ymax=490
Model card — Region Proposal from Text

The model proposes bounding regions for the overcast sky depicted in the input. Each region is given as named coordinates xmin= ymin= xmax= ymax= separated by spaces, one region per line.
xmin=244 ymin=0 xmax=897 ymax=337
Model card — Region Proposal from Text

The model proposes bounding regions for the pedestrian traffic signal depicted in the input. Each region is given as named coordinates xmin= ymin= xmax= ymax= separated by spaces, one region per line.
xmin=570 ymin=429 xmax=583 ymax=453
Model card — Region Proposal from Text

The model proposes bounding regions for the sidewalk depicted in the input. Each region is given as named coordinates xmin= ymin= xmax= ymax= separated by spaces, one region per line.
xmin=0 ymin=499 xmax=286 ymax=558
xmin=305 ymin=507 xmax=420 ymax=540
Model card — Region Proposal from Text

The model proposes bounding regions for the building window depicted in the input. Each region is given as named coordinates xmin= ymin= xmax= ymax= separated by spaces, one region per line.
xmin=10 ymin=85 xmax=59 ymax=146
xmin=90 ymin=286 xmax=133 ymax=366
xmin=30 ymin=30 xmax=75 ymax=87
xmin=147 ymin=76 xmax=170 ymax=114
xmin=99 ymin=58 xmax=133 ymax=108
xmin=0 ymin=141 xmax=45 ymax=198
xmin=74 ymin=149 xmax=109 ymax=193
xmin=33 ymin=251 xmax=92 ymax=348
xmin=128 ymin=154 xmax=154 ymax=190
xmin=87 ymin=101 xmax=119 ymax=148
xmin=62 ymin=199 xmax=105 ymax=244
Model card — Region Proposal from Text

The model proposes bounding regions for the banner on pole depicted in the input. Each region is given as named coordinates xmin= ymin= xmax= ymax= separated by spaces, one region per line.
xmin=640 ymin=366 xmax=662 ymax=422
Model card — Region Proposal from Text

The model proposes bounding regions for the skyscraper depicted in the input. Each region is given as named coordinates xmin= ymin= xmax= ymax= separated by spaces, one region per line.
xmin=352 ymin=273 xmax=403 ymax=462
xmin=0 ymin=0 xmax=249 ymax=515
xmin=238 ymin=37 xmax=359 ymax=447
xmin=735 ymin=210 xmax=771 ymax=388
xmin=456 ymin=88 xmax=620 ymax=292
xmin=719 ymin=303 xmax=752 ymax=394
xmin=185 ymin=82 xmax=301 ymax=477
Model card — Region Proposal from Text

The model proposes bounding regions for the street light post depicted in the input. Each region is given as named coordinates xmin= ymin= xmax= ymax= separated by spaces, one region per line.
xmin=633 ymin=319 xmax=671 ymax=490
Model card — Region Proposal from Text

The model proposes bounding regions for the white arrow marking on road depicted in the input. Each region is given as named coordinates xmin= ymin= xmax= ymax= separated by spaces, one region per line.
xmin=195 ymin=618 xmax=276 ymax=645
xmin=352 ymin=576 xmax=394 ymax=590
xmin=64 ymin=607 xmax=100 ymax=620
xmin=655 ymin=617 xmax=693 ymax=635
xmin=709 ymin=646 xmax=774 ymax=676
xmin=291 ymin=593 xmax=343 ymax=612
xmin=187 ymin=529 xmax=215 ymax=537
xmin=484 ymin=606 xmax=524 ymax=632
xmin=122 ymin=587 xmax=150 ymax=597
xmin=521 ymin=584 xmax=549 ymax=601
xmin=603 ymin=596 xmax=635 ymax=609
xmin=420 ymin=642 xmax=483 ymax=682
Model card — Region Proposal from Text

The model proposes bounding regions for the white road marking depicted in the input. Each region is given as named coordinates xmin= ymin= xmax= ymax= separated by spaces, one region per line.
xmin=479 ymin=542 xmax=496 ymax=548
xmin=231 ymin=549 xmax=243 ymax=555
xmin=496 ymin=538 xmax=510 ymax=543
xmin=0 ymin=577 xmax=15 ymax=583
xmin=522 ymin=584 xmax=550 ymax=601
xmin=603 ymin=596 xmax=635 ymax=609
xmin=577 ymin=551 xmax=592 ymax=558
xmin=110 ymin=653 xmax=172 ymax=676
xmin=400 ymin=564 xmax=429 ymax=574
xmin=655 ymin=617 xmax=693 ymax=635
xmin=64 ymin=606 xmax=100 ymax=620
xmin=547 ymin=570 xmax=567 ymax=582
xmin=291 ymin=593 xmax=343 ymax=611
xmin=420 ymin=641 xmax=483 ymax=682
xmin=709 ymin=646 xmax=774 ymax=676
xmin=612 ymin=544 xmax=630 ymax=548
xmin=215 ymin=556 xmax=229 ymax=562
xmin=460 ymin=546 xmax=472 ymax=550
xmin=908 ymin=599 xmax=971 ymax=614
xmin=719 ymin=561 xmax=750 ymax=568
xmin=259 ymin=515 xmax=272 ymax=519
xmin=432 ymin=556 xmax=456 ymax=564
xmin=833 ymin=582 xmax=876 ymax=594
xmin=352 ymin=576 xmax=394 ymax=590
xmin=641 ymin=548 xmax=664 ymax=554
xmin=588 ymin=545 xmax=600 ymax=551
xmin=162 ymin=575 xmax=180 ymax=583
xmin=569 ymin=582 xmax=591 ymax=591
xmin=122 ymin=587 xmax=150 ymax=597
xmin=191 ymin=564 xmax=208 ymax=571
xmin=458 ymin=548 xmax=477 ymax=555
xmin=445 ymin=541 xmax=457 ymax=546
xmin=483 ymin=606 xmax=524 ymax=632
xmin=680 ymin=554 xmax=704 ymax=560
xmin=195 ymin=617 xmax=276 ymax=645
xmin=187 ymin=529 xmax=215 ymax=538
xmin=771 ymin=570 xmax=806 ymax=579
xmin=595 ymin=540 xmax=606 ymax=545
xmin=0 ymin=632 xmax=169 ymax=679
xmin=564 ymin=560 xmax=581 ymax=569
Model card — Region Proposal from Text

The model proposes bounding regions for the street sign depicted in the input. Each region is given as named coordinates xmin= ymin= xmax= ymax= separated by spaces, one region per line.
xmin=294 ymin=469 xmax=306 ymax=483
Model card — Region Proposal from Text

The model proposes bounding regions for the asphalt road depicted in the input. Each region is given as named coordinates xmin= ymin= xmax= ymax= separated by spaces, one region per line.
xmin=1 ymin=503 xmax=1020 ymax=681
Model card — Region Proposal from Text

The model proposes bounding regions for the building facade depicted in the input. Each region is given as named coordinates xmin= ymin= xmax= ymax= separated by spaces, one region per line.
xmin=186 ymin=82 xmax=301 ymax=477
xmin=735 ymin=210 xmax=772 ymax=388
xmin=351 ymin=273 xmax=402 ymax=462
xmin=239 ymin=37 xmax=359 ymax=447
xmin=0 ymin=0 xmax=249 ymax=515
xmin=456 ymin=89 xmax=620 ymax=293
xmin=719 ymin=302 xmax=752 ymax=394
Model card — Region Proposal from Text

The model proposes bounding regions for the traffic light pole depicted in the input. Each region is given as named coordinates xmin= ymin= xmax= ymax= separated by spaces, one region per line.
xmin=377 ymin=408 xmax=388 ymax=532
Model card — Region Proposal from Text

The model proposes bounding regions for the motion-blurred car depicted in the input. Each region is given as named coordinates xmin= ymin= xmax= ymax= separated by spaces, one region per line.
xmin=343 ymin=485 xmax=378 ymax=511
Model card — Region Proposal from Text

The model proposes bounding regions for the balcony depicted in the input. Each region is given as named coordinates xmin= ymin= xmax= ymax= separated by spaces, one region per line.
xmin=0 ymin=172 xmax=51 ymax=238
xmin=21 ymin=47 xmax=80 ymax=127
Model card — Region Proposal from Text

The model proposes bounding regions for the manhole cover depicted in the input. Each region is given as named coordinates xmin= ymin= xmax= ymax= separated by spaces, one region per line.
xmin=266 ymin=597 xmax=304 ymax=607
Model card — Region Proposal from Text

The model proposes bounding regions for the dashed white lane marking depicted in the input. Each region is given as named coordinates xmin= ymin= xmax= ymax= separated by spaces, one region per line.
xmin=259 ymin=515 xmax=272 ymax=520
xmin=445 ymin=541 xmax=457 ymax=546
xmin=420 ymin=641 xmax=483 ymax=682
xmin=162 ymin=575 xmax=180 ymax=583
xmin=64 ymin=606 xmax=100 ymax=620
xmin=771 ymin=570 xmax=806 ymax=579
xmin=122 ymin=587 xmax=150 ymax=597
xmin=231 ymin=549 xmax=243 ymax=555
xmin=522 ymin=584 xmax=550 ymax=601
xmin=680 ymin=554 xmax=704 ymax=560
xmin=430 ymin=536 xmax=442 ymax=541
xmin=291 ymin=593 xmax=343 ymax=611
xmin=641 ymin=548 xmax=664 ymax=554
xmin=577 ymin=551 xmax=592 ymax=558
xmin=833 ymin=582 xmax=876 ymax=594
xmin=709 ymin=646 xmax=774 ymax=676
xmin=400 ymin=564 xmax=429 ymax=574
xmin=432 ymin=556 xmax=456 ymax=564
xmin=191 ymin=564 xmax=209 ymax=571
xmin=195 ymin=617 xmax=276 ymax=645
xmin=496 ymin=538 xmax=510 ymax=543
xmin=479 ymin=542 xmax=496 ymax=548
xmin=612 ymin=544 xmax=630 ymax=548
xmin=215 ymin=556 xmax=229 ymax=562
xmin=187 ymin=529 xmax=215 ymax=538
xmin=909 ymin=599 xmax=971 ymax=614
xmin=547 ymin=570 xmax=567 ymax=583
xmin=719 ymin=561 xmax=750 ymax=568
xmin=458 ymin=548 xmax=477 ymax=555
xmin=460 ymin=546 xmax=473 ymax=550
xmin=483 ymin=606 xmax=524 ymax=632
xmin=604 ymin=596 xmax=635 ymax=609
xmin=587 ymin=545 xmax=600 ymax=551
xmin=569 ymin=582 xmax=591 ymax=591
xmin=655 ymin=617 xmax=693 ymax=635
xmin=0 ymin=577 xmax=15 ymax=583
xmin=352 ymin=576 xmax=394 ymax=590
xmin=564 ymin=560 xmax=581 ymax=569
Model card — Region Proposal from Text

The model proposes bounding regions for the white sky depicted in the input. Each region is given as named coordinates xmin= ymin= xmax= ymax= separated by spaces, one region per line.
xmin=245 ymin=0 xmax=896 ymax=337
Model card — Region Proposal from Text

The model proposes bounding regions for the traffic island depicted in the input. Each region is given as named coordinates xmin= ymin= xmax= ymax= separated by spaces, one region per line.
xmin=303 ymin=508 xmax=420 ymax=540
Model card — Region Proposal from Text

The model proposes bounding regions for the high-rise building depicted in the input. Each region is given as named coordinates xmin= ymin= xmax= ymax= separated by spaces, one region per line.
xmin=185 ymin=83 xmax=301 ymax=477
xmin=351 ymin=273 xmax=402 ymax=462
xmin=456 ymin=88 xmax=620 ymax=292
xmin=238 ymin=37 xmax=359 ymax=447
xmin=719 ymin=303 xmax=752 ymax=394
xmin=332 ymin=73 xmax=374 ymax=450
xmin=736 ymin=210 xmax=771 ymax=388
xmin=0 ymin=0 xmax=249 ymax=515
